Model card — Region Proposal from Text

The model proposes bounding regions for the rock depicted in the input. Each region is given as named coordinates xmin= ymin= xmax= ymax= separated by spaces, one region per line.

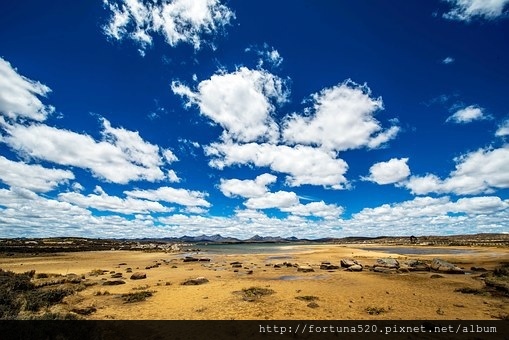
xmin=430 ymin=274 xmax=444 ymax=279
xmin=111 ymin=273 xmax=123 ymax=278
xmin=183 ymin=257 xmax=200 ymax=262
xmin=181 ymin=277 xmax=209 ymax=285
xmin=340 ymin=259 xmax=359 ymax=268
xmin=103 ymin=280 xmax=126 ymax=285
xmin=126 ymin=268 xmax=133 ymax=273
xmin=198 ymin=258 xmax=211 ymax=262
xmin=430 ymin=258 xmax=464 ymax=274
xmin=404 ymin=260 xmax=430 ymax=272
xmin=320 ymin=262 xmax=340 ymax=270
xmin=118 ymin=263 xmax=127 ymax=266
xmin=230 ymin=261 xmax=242 ymax=266
xmin=375 ymin=258 xmax=399 ymax=269
xmin=307 ymin=302 xmax=319 ymax=308
xmin=130 ymin=272 xmax=147 ymax=280
xmin=246 ymin=270 xmax=254 ymax=275
xmin=373 ymin=267 xmax=397 ymax=274
xmin=273 ymin=264 xmax=281 ymax=268
xmin=297 ymin=265 xmax=314 ymax=273
xmin=471 ymin=267 xmax=487 ymax=272
xmin=347 ymin=264 xmax=363 ymax=272
xmin=232 ymin=263 xmax=243 ymax=268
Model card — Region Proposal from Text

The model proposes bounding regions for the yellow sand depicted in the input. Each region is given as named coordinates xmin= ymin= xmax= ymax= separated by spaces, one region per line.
xmin=1 ymin=244 xmax=507 ymax=320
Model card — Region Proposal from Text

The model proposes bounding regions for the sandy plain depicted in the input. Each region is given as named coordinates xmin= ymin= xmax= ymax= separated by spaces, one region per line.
xmin=0 ymin=244 xmax=507 ymax=320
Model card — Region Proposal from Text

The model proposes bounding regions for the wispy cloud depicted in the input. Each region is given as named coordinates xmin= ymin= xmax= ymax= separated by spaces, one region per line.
xmin=103 ymin=0 xmax=235 ymax=54
xmin=446 ymin=105 xmax=490 ymax=123
xmin=442 ymin=0 xmax=509 ymax=22
xmin=0 ymin=58 xmax=54 ymax=122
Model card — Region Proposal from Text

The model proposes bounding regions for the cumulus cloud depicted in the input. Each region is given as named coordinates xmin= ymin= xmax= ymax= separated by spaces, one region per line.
xmin=442 ymin=0 xmax=509 ymax=21
xmin=405 ymin=145 xmax=509 ymax=195
xmin=353 ymin=196 xmax=508 ymax=222
xmin=103 ymin=0 xmax=235 ymax=53
xmin=125 ymin=186 xmax=211 ymax=207
xmin=172 ymin=67 xmax=288 ymax=143
xmin=496 ymin=119 xmax=509 ymax=137
xmin=219 ymin=173 xmax=277 ymax=198
xmin=58 ymin=186 xmax=172 ymax=214
xmin=446 ymin=105 xmax=489 ymax=123
xmin=281 ymin=201 xmax=344 ymax=220
xmin=0 ymin=57 xmax=55 ymax=121
xmin=244 ymin=191 xmax=299 ymax=209
xmin=219 ymin=173 xmax=344 ymax=218
xmin=364 ymin=158 xmax=410 ymax=185
xmin=0 ymin=156 xmax=74 ymax=192
xmin=206 ymin=142 xmax=349 ymax=189
xmin=0 ymin=185 xmax=507 ymax=238
xmin=2 ymin=119 xmax=173 ymax=184
xmin=282 ymin=80 xmax=399 ymax=151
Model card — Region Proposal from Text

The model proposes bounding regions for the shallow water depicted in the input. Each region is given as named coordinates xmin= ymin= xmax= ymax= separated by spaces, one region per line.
xmin=275 ymin=274 xmax=329 ymax=281
xmin=358 ymin=247 xmax=480 ymax=255
xmin=184 ymin=242 xmax=313 ymax=255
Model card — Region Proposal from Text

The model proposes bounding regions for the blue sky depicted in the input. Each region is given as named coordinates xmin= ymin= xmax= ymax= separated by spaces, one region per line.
xmin=0 ymin=0 xmax=508 ymax=239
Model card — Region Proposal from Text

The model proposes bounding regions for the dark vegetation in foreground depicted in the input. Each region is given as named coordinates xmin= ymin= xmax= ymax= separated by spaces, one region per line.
xmin=0 ymin=269 xmax=81 ymax=320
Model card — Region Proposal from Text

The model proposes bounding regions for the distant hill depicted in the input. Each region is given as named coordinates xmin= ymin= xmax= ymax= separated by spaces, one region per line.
xmin=0 ymin=233 xmax=507 ymax=253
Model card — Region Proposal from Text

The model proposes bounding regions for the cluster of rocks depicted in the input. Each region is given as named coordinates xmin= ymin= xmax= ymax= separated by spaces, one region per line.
xmin=368 ymin=257 xmax=466 ymax=274
xmin=182 ymin=256 xmax=211 ymax=262
xmin=340 ymin=259 xmax=363 ymax=272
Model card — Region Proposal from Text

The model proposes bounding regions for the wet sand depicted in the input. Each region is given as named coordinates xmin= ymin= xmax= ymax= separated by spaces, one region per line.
xmin=1 ymin=244 xmax=508 ymax=320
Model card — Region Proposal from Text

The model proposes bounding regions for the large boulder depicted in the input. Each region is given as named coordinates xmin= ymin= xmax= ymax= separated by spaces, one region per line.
xmin=346 ymin=264 xmax=363 ymax=272
xmin=130 ymin=272 xmax=147 ymax=280
xmin=375 ymin=258 xmax=399 ymax=269
xmin=340 ymin=259 xmax=359 ymax=268
xmin=430 ymin=258 xmax=464 ymax=274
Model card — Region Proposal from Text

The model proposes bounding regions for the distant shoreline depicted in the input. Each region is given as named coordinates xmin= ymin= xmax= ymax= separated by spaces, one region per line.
xmin=0 ymin=233 xmax=508 ymax=254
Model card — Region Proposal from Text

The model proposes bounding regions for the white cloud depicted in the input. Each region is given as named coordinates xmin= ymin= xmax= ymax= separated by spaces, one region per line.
xmin=206 ymin=142 xmax=349 ymax=189
xmin=219 ymin=173 xmax=277 ymax=198
xmin=103 ymin=0 xmax=235 ymax=53
xmin=446 ymin=105 xmax=489 ymax=123
xmin=172 ymin=67 xmax=288 ymax=143
xmin=0 ymin=57 xmax=55 ymax=121
xmin=246 ymin=44 xmax=284 ymax=68
xmin=353 ymin=196 xmax=508 ymax=222
xmin=0 ymin=186 xmax=507 ymax=238
xmin=496 ymin=119 xmax=509 ymax=137
xmin=442 ymin=57 xmax=455 ymax=64
xmin=244 ymin=191 xmax=299 ymax=209
xmin=443 ymin=0 xmax=509 ymax=21
xmin=166 ymin=169 xmax=181 ymax=183
xmin=0 ymin=156 xmax=74 ymax=192
xmin=125 ymin=186 xmax=211 ymax=207
xmin=2 ymin=119 xmax=171 ymax=184
xmin=281 ymin=201 xmax=344 ymax=220
xmin=405 ymin=145 xmax=509 ymax=195
xmin=282 ymin=80 xmax=399 ymax=151
xmin=58 ymin=186 xmax=172 ymax=214
xmin=364 ymin=158 xmax=410 ymax=185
